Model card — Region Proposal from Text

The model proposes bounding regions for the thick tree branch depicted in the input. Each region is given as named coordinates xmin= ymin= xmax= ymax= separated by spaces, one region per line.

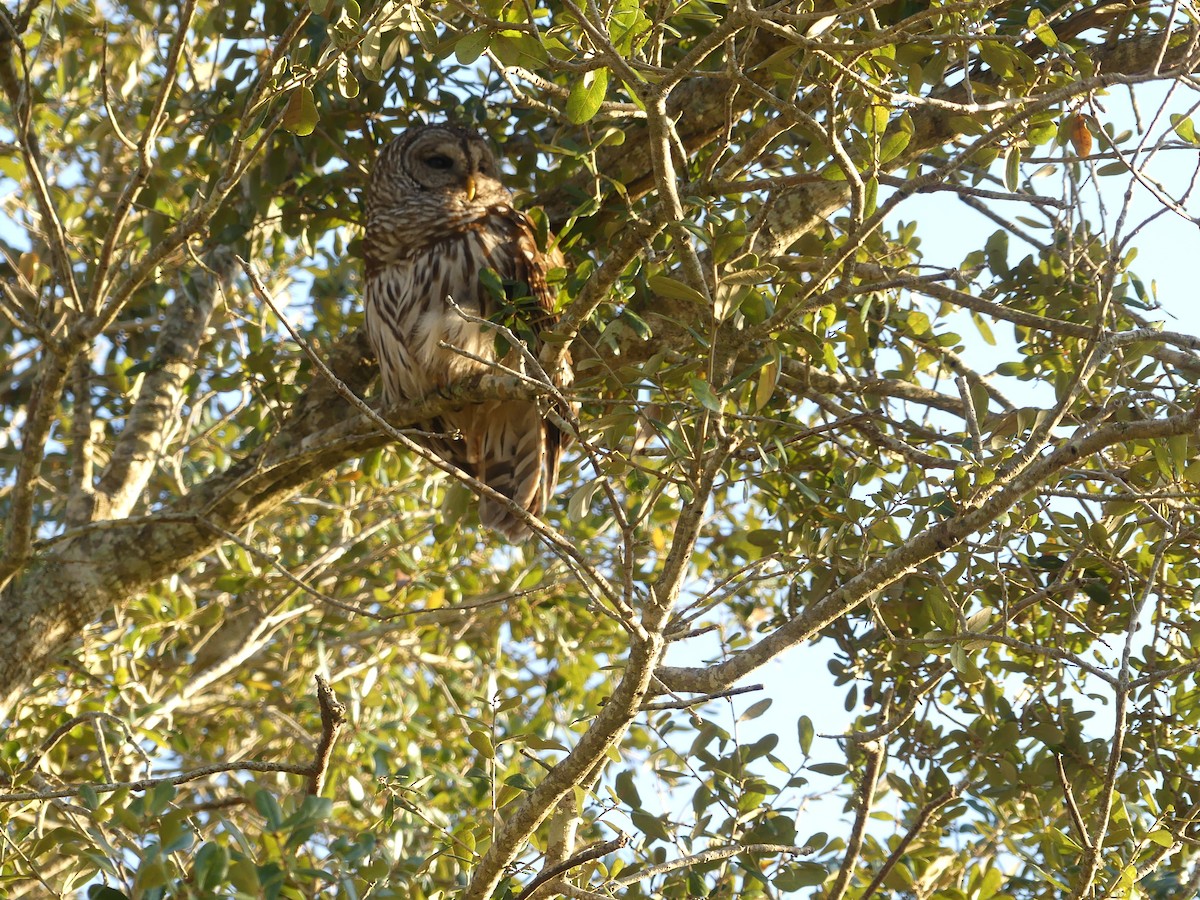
xmin=514 ymin=833 xmax=629 ymax=900
xmin=827 ymin=741 xmax=886 ymax=900
xmin=749 ymin=26 xmax=1200 ymax=260
xmin=0 ymin=350 xmax=69 ymax=591
xmin=83 ymin=252 xmax=229 ymax=522
xmin=0 ymin=328 xmax=533 ymax=720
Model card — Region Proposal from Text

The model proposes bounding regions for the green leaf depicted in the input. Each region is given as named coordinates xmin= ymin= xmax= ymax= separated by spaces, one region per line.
xmin=360 ymin=27 xmax=384 ymax=80
xmin=689 ymin=377 xmax=721 ymax=412
xmin=1146 ymin=829 xmax=1175 ymax=848
xmin=160 ymin=810 xmax=193 ymax=854
xmin=608 ymin=0 xmax=651 ymax=54
xmin=862 ymin=176 xmax=878 ymax=217
xmin=468 ymin=730 xmax=495 ymax=757
xmin=631 ymin=808 xmax=673 ymax=843
xmin=149 ymin=781 xmax=176 ymax=816
xmin=797 ymin=715 xmax=814 ymax=756
xmin=1027 ymin=119 xmax=1058 ymax=146
xmin=648 ymin=274 xmax=708 ymax=306
xmin=490 ymin=31 xmax=548 ymax=68
xmin=567 ymin=479 xmax=602 ymax=521
xmin=194 ymin=842 xmax=230 ymax=891
xmin=878 ymin=115 xmax=912 ymax=162
xmin=455 ymin=30 xmax=491 ymax=65
xmin=1117 ymin=864 xmax=1136 ymax=890
xmin=335 ymin=57 xmax=359 ymax=99
xmin=615 ymin=769 xmax=642 ymax=808
xmin=1027 ymin=9 xmax=1058 ymax=47
xmin=739 ymin=698 xmax=773 ymax=722
xmin=478 ymin=266 xmax=505 ymax=300
xmin=254 ymin=790 xmax=285 ymax=830
xmin=282 ymin=87 xmax=319 ymax=136
xmin=985 ymin=229 xmax=1009 ymax=276
xmin=821 ymin=341 xmax=839 ymax=372
xmin=228 ymin=858 xmax=261 ymax=892
xmin=950 ymin=644 xmax=983 ymax=682
xmin=808 ymin=762 xmax=847 ymax=776
xmin=1005 ymin=145 xmax=1020 ymax=192
xmin=972 ymin=313 xmax=996 ymax=347
xmin=523 ymin=735 xmax=568 ymax=751
xmin=754 ymin=350 xmax=780 ymax=411
xmin=285 ymin=794 xmax=334 ymax=828
xmin=620 ymin=309 xmax=653 ymax=340
xmin=775 ymin=862 xmax=828 ymax=890
xmin=1167 ymin=433 xmax=1190 ymax=476
xmin=504 ymin=773 xmax=535 ymax=791
xmin=565 ymin=67 xmax=608 ymax=124
xmin=866 ymin=104 xmax=888 ymax=135
xmin=722 ymin=265 xmax=780 ymax=286
xmin=746 ymin=734 xmax=779 ymax=759
xmin=1171 ymin=113 xmax=1198 ymax=145
xmin=79 ymin=784 xmax=100 ymax=811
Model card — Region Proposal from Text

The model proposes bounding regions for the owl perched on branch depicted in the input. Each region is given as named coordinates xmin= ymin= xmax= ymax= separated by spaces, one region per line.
xmin=363 ymin=124 xmax=572 ymax=539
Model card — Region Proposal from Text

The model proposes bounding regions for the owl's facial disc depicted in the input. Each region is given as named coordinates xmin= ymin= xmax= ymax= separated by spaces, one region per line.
xmin=405 ymin=130 xmax=506 ymax=207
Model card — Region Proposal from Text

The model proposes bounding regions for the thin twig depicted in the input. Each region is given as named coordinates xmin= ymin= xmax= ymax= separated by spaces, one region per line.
xmin=614 ymin=843 xmax=810 ymax=886
xmin=642 ymin=683 xmax=764 ymax=712
xmin=1056 ymin=754 xmax=1093 ymax=851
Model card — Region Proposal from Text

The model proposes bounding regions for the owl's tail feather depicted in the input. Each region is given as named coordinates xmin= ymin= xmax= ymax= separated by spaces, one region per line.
xmin=472 ymin=401 xmax=563 ymax=540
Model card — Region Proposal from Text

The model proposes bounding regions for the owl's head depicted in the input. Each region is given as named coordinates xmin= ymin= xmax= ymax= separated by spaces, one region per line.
xmin=369 ymin=125 xmax=511 ymax=216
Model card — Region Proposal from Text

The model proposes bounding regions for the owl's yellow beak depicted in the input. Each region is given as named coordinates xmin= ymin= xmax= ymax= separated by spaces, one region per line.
xmin=465 ymin=174 xmax=477 ymax=202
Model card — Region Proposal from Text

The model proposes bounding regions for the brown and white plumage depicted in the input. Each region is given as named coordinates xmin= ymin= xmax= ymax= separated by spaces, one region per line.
xmin=363 ymin=124 xmax=571 ymax=539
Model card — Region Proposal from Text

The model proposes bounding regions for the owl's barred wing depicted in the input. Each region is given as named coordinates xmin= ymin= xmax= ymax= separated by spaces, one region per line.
xmin=472 ymin=207 xmax=563 ymax=329
xmin=469 ymin=206 xmax=572 ymax=538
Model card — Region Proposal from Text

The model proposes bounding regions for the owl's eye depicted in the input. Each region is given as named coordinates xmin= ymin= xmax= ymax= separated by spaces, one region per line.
xmin=425 ymin=154 xmax=454 ymax=170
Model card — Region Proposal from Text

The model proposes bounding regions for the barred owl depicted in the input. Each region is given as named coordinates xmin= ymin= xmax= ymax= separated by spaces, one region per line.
xmin=363 ymin=124 xmax=571 ymax=539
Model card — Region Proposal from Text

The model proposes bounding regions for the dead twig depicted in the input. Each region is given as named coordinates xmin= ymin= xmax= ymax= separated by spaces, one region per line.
xmin=306 ymin=675 xmax=348 ymax=797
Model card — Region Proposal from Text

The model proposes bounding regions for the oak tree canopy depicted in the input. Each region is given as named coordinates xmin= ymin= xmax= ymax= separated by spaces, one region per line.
xmin=2 ymin=0 xmax=1200 ymax=897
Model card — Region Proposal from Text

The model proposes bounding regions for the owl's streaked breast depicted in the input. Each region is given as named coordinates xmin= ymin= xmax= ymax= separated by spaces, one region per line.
xmin=364 ymin=227 xmax=510 ymax=407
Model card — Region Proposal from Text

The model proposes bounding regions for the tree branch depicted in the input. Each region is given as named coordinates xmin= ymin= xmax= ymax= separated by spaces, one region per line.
xmin=656 ymin=411 xmax=1200 ymax=695
xmin=85 ymin=251 xmax=229 ymax=522
xmin=0 ymin=325 xmax=525 ymax=719
xmin=827 ymin=740 xmax=886 ymax=900
xmin=461 ymin=424 xmax=734 ymax=899
xmin=514 ymin=833 xmax=629 ymax=900
xmin=306 ymin=675 xmax=347 ymax=797
xmin=0 ymin=350 xmax=69 ymax=591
